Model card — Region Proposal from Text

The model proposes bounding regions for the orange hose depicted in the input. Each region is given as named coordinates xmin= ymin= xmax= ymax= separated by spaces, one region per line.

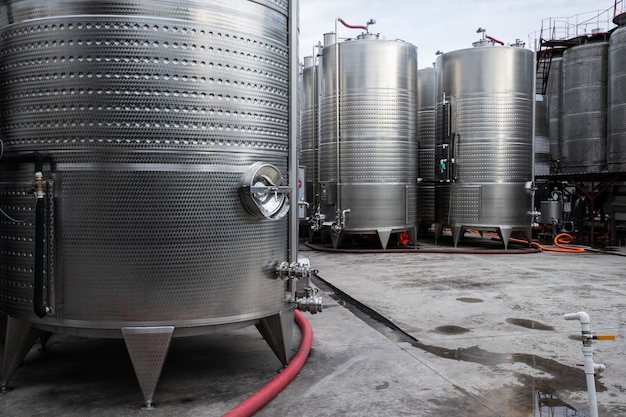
xmin=510 ymin=233 xmax=585 ymax=253
xmin=553 ymin=233 xmax=586 ymax=252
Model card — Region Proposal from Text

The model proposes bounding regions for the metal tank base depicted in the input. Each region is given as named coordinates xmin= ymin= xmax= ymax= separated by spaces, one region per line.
xmin=0 ymin=308 xmax=294 ymax=408
xmin=324 ymin=226 xmax=417 ymax=250
xmin=433 ymin=223 xmax=532 ymax=250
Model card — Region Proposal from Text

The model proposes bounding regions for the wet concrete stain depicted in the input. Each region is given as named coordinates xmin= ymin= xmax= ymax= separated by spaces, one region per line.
xmin=411 ymin=341 xmax=605 ymax=393
xmin=375 ymin=381 xmax=389 ymax=390
xmin=433 ymin=325 xmax=471 ymax=335
xmin=506 ymin=318 xmax=555 ymax=331
xmin=313 ymin=274 xmax=594 ymax=416
xmin=456 ymin=297 xmax=484 ymax=303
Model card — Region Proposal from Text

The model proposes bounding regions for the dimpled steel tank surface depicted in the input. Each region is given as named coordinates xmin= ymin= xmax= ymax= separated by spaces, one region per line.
xmin=434 ymin=43 xmax=534 ymax=248
xmin=0 ymin=0 xmax=303 ymax=407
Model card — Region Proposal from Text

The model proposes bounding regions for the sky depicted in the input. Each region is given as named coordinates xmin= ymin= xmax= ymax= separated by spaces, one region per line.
xmin=299 ymin=0 xmax=621 ymax=68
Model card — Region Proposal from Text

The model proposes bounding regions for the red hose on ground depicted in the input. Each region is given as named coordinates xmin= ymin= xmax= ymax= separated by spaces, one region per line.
xmin=222 ymin=310 xmax=313 ymax=417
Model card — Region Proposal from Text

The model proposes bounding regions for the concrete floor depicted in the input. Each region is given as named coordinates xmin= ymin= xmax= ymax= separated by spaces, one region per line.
xmin=1 ymin=234 xmax=625 ymax=417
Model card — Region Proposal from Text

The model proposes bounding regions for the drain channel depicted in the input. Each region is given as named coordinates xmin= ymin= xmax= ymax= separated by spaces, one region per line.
xmin=312 ymin=274 xmax=416 ymax=344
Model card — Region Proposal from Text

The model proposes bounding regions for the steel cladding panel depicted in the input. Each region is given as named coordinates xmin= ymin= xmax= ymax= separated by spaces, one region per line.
xmin=608 ymin=26 xmax=626 ymax=171
xmin=417 ymin=67 xmax=436 ymax=223
xmin=0 ymin=0 xmax=291 ymax=327
xmin=561 ymin=42 xmax=608 ymax=173
xmin=545 ymin=57 xmax=563 ymax=164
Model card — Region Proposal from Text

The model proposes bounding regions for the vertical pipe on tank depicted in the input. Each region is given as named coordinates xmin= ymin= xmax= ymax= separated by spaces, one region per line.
xmin=531 ymin=53 xmax=537 ymax=225
xmin=288 ymin=0 xmax=298 ymax=266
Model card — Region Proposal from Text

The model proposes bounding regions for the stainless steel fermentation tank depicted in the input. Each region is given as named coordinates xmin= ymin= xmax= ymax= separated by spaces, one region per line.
xmin=318 ymin=32 xmax=418 ymax=249
xmin=0 ymin=0 xmax=316 ymax=408
xmin=561 ymin=39 xmax=609 ymax=173
xmin=434 ymin=41 xmax=534 ymax=248
xmin=417 ymin=67 xmax=437 ymax=229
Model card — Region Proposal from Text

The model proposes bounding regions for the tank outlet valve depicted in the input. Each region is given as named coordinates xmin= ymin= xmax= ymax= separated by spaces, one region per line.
xmin=330 ymin=208 xmax=351 ymax=233
xmin=32 ymin=172 xmax=45 ymax=199
xmin=310 ymin=210 xmax=325 ymax=232
xmin=240 ymin=162 xmax=291 ymax=220
xmin=275 ymin=261 xmax=318 ymax=281
xmin=295 ymin=285 xmax=323 ymax=314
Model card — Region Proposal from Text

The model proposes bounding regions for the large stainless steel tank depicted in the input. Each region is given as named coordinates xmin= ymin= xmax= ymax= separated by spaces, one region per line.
xmin=0 ymin=0 xmax=309 ymax=407
xmin=545 ymin=55 xmax=563 ymax=169
xmin=434 ymin=41 xmax=534 ymax=248
xmin=417 ymin=67 xmax=437 ymax=229
xmin=300 ymin=56 xmax=318 ymax=222
xmin=318 ymin=33 xmax=418 ymax=249
xmin=561 ymin=40 xmax=608 ymax=173
xmin=608 ymin=14 xmax=626 ymax=172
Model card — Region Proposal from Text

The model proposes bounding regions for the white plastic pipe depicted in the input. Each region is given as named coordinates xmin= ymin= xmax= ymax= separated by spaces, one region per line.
xmin=564 ymin=311 xmax=598 ymax=417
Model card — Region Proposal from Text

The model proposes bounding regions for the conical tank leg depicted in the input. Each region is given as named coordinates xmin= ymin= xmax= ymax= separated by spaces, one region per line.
xmin=451 ymin=226 xmax=464 ymax=248
xmin=0 ymin=314 xmax=40 ymax=390
xmin=434 ymin=223 xmax=444 ymax=244
xmin=121 ymin=326 xmax=174 ymax=409
xmin=407 ymin=226 xmax=418 ymax=249
xmin=330 ymin=230 xmax=343 ymax=249
xmin=377 ymin=228 xmax=392 ymax=250
xmin=498 ymin=227 xmax=513 ymax=250
xmin=256 ymin=307 xmax=294 ymax=366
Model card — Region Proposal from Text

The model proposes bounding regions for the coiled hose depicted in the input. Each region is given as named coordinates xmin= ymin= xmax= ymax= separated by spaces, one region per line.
xmin=511 ymin=233 xmax=586 ymax=253
xmin=223 ymin=310 xmax=313 ymax=417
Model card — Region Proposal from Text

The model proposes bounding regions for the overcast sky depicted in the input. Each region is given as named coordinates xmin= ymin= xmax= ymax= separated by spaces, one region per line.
xmin=299 ymin=0 xmax=620 ymax=67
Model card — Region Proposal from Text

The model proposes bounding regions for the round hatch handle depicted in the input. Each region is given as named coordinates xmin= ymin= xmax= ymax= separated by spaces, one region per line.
xmin=240 ymin=162 xmax=291 ymax=220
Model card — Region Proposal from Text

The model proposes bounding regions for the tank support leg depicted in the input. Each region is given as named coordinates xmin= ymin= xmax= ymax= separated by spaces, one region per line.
xmin=377 ymin=228 xmax=392 ymax=250
xmin=122 ymin=326 xmax=174 ymax=409
xmin=434 ymin=223 xmax=444 ymax=244
xmin=330 ymin=230 xmax=343 ymax=249
xmin=407 ymin=226 xmax=418 ymax=249
xmin=498 ymin=227 xmax=513 ymax=250
xmin=451 ymin=226 xmax=464 ymax=248
xmin=256 ymin=307 xmax=294 ymax=366
xmin=0 ymin=314 xmax=40 ymax=390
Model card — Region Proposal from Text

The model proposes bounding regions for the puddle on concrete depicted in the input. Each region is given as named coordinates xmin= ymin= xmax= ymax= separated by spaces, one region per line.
xmin=507 ymin=318 xmax=555 ymax=331
xmin=413 ymin=341 xmax=594 ymax=416
xmin=411 ymin=341 xmax=599 ymax=391
xmin=433 ymin=325 xmax=470 ymax=335
xmin=312 ymin=274 xmax=591 ymax=417
xmin=456 ymin=297 xmax=484 ymax=303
